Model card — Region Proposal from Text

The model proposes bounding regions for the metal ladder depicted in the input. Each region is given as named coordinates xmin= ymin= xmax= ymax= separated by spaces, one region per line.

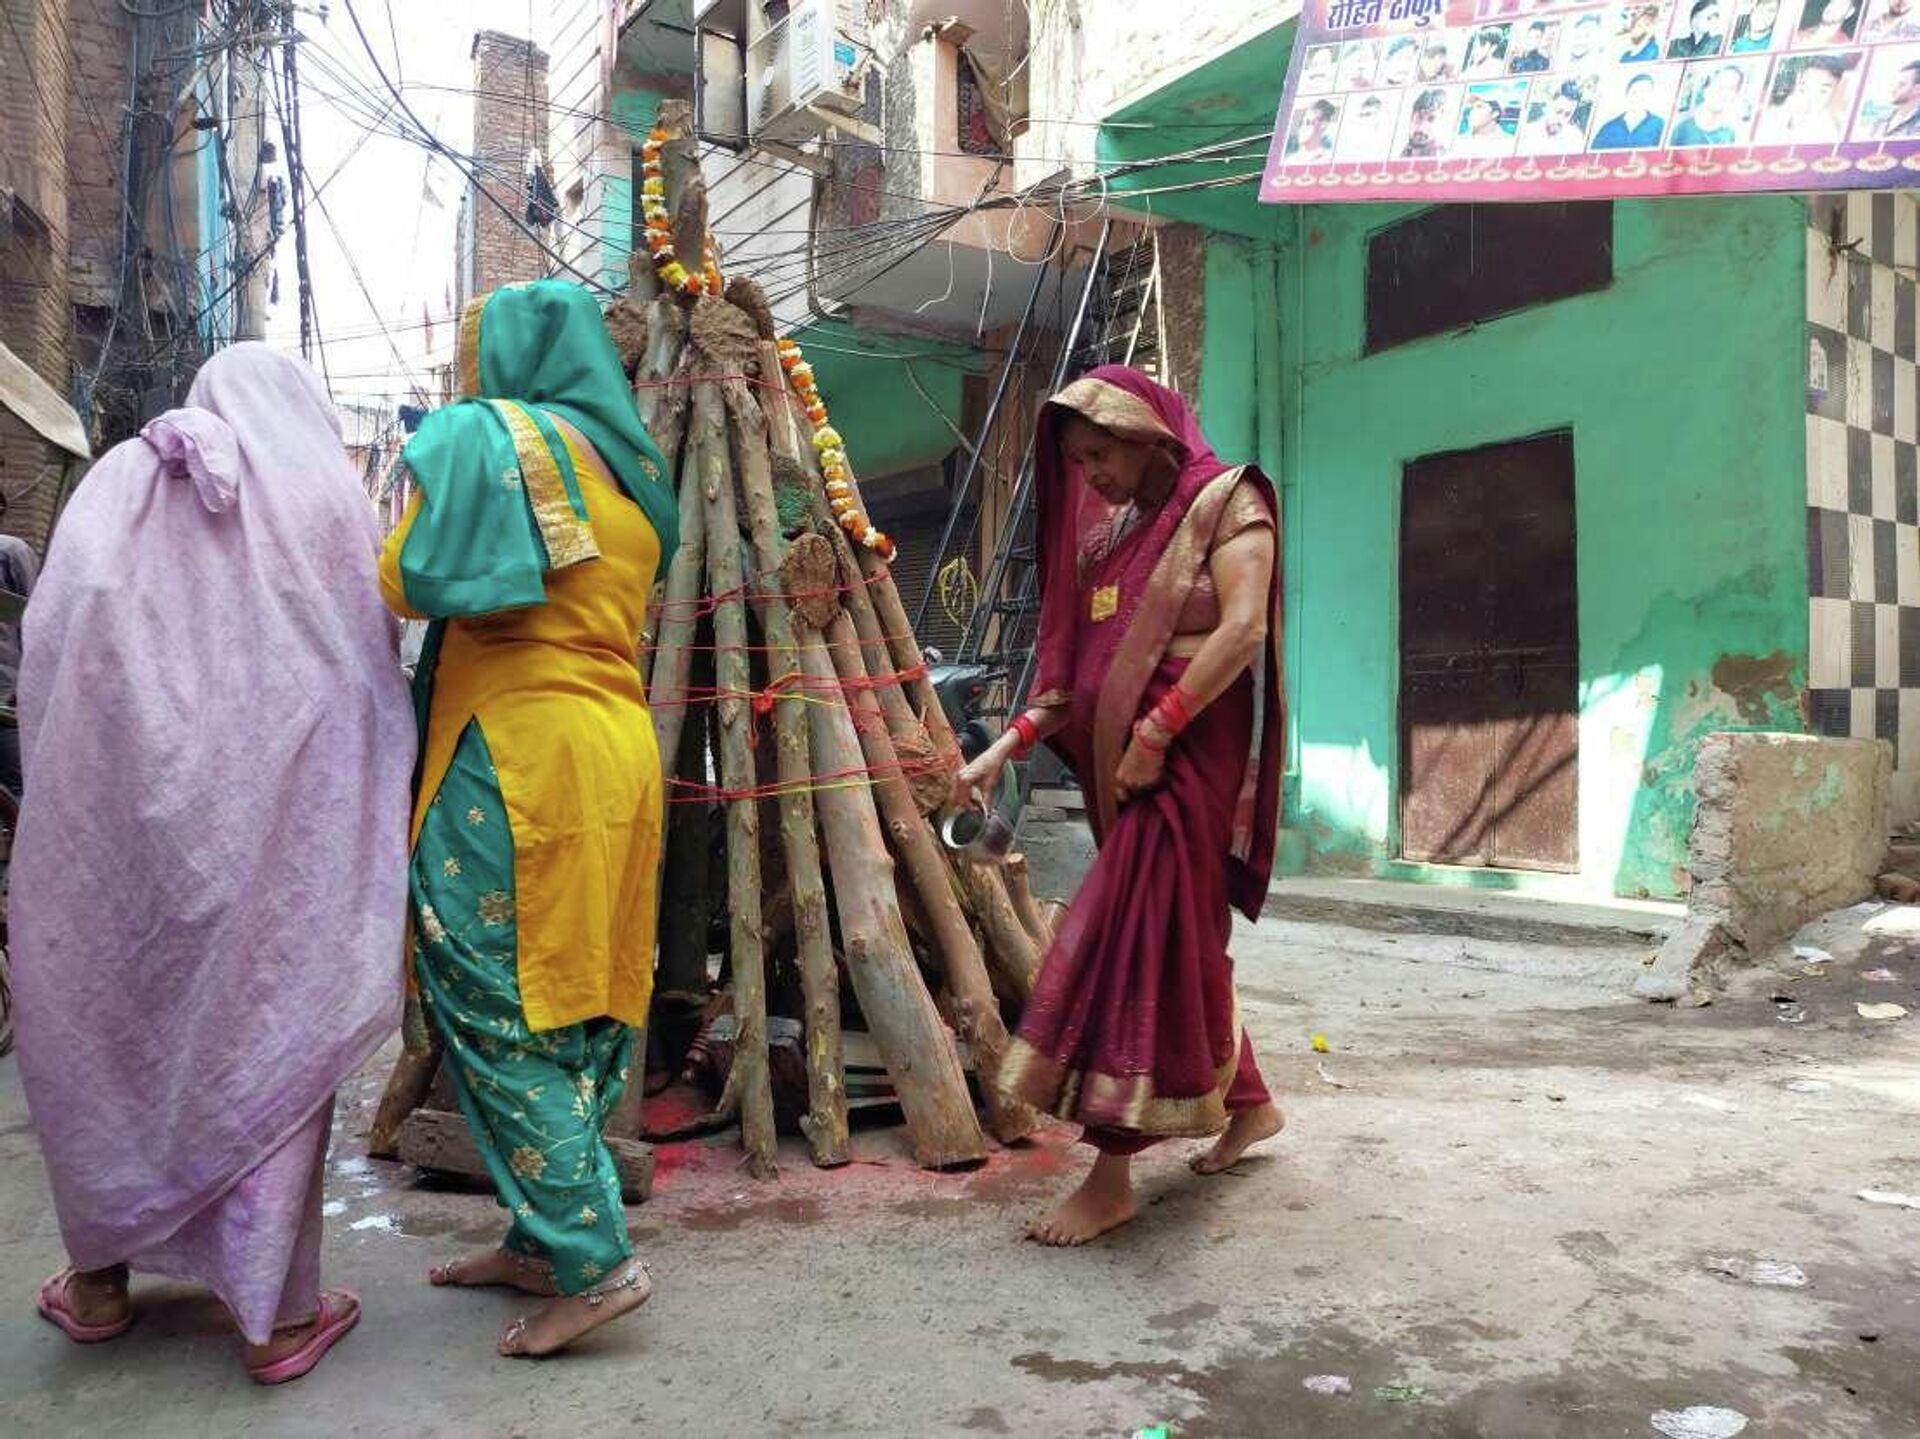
xmin=914 ymin=225 xmax=1166 ymax=728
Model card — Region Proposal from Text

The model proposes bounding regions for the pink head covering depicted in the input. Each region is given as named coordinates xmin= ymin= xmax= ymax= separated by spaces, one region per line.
xmin=1030 ymin=366 xmax=1232 ymax=709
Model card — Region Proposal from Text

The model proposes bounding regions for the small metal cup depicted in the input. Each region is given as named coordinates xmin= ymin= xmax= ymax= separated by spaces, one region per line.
xmin=969 ymin=811 xmax=1016 ymax=865
xmin=940 ymin=806 xmax=987 ymax=851
xmin=939 ymin=804 xmax=1016 ymax=867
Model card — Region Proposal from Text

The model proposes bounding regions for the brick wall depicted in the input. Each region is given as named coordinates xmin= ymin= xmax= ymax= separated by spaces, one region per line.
xmin=64 ymin=0 xmax=130 ymax=310
xmin=464 ymin=30 xmax=550 ymax=299
xmin=1 ymin=0 xmax=75 ymax=551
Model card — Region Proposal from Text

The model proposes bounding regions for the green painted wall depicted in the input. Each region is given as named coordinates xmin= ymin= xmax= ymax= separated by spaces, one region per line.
xmin=601 ymin=84 xmax=665 ymax=295
xmin=1239 ymin=196 xmax=1810 ymax=899
xmin=788 ymin=318 xmax=983 ymax=479
xmin=1099 ymin=21 xmax=1293 ymax=243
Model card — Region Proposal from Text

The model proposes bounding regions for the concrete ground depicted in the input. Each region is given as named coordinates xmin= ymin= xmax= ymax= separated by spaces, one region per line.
xmin=5 ymin=901 xmax=1920 ymax=1437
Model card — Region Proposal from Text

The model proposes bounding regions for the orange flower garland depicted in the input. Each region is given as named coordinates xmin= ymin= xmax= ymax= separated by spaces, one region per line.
xmin=641 ymin=128 xmax=723 ymax=298
xmin=777 ymin=337 xmax=896 ymax=561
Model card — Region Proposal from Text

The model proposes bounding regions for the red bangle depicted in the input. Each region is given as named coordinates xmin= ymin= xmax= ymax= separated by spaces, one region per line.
xmin=1009 ymin=714 xmax=1039 ymax=757
xmin=1155 ymin=685 xmax=1196 ymax=736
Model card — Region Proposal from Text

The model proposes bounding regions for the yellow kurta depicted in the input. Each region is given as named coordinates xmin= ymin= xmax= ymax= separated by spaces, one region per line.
xmin=380 ymin=434 xmax=661 ymax=1032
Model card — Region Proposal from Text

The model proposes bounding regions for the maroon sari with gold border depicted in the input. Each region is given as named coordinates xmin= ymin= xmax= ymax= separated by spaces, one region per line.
xmin=998 ymin=367 xmax=1285 ymax=1141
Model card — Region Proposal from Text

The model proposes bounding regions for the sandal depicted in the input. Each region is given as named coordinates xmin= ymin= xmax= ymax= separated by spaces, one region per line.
xmin=246 ymin=1288 xmax=361 ymax=1386
xmin=35 ymin=1268 xmax=132 ymax=1344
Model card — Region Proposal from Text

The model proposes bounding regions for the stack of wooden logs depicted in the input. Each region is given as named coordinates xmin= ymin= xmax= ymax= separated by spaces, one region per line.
xmin=619 ymin=103 xmax=1060 ymax=1176
xmin=372 ymin=102 xmax=1058 ymax=1186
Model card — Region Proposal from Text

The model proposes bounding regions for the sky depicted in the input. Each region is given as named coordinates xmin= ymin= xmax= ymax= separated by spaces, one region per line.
xmin=265 ymin=0 xmax=547 ymax=418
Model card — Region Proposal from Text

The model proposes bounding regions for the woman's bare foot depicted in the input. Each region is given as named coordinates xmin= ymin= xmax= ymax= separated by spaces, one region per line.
xmin=428 ymin=1248 xmax=558 ymax=1296
xmin=1026 ymin=1153 xmax=1137 ymax=1246
xmin=1190 ymin=1102 xmax=1286 ymax=1175
xmin=497 ymin=1259 xmax=652 ymax=1358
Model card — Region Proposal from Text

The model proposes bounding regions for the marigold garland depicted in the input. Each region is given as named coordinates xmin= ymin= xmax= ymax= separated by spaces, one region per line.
xmin=777 ymin=336 xmax=896 ymax=561
xmin=641 ymin=128 xmax=723 ymax=298
xmin=645 ymin=122 xmax=891 ymax=560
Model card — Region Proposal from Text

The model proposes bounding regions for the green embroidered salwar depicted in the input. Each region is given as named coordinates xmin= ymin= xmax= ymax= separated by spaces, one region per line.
xmin=410 ymin=724 xmax=634 ymax=1294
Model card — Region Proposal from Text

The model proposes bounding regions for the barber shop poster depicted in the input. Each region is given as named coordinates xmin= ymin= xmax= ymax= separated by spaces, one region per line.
xmin=1260 ymin=0 xmax=1920 ymax=199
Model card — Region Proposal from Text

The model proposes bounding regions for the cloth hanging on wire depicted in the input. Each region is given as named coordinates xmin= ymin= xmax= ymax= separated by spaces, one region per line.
xmin=958 ymin=38 xmax=1029 ymax=156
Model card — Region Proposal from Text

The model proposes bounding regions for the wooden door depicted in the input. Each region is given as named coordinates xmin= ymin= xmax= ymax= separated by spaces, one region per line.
xmin=1400 ymin=432 xmax=1578 ymax=871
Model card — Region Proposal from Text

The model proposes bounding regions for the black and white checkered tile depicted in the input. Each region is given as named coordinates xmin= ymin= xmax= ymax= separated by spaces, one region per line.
xmin=1806 ymin=192 xmax=1920 ymax=771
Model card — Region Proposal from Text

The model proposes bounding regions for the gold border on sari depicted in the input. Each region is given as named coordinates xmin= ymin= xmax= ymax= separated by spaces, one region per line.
xmin=456 ymin=295 xmax=487 ymax=398
xmin=486 ymin=400 xmax=601 ymax=569
xmin=1086 ymin=467 xmax=1249 ymax=843
xmin=998 ymin=1000 xmax=1244 ymax=1138
xmin=1048 ymin=377 xmax=1181 ymax=449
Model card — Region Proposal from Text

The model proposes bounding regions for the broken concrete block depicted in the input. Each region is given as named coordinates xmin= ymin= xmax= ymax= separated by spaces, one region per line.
xmin=1644 ymin=733 xmax=1889 ymax=998
xmin=1636 ymin=915 xmax=1735 ymax=1001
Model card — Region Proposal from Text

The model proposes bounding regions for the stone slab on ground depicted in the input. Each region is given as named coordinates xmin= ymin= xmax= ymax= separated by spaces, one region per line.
xmin=395 ymin=1107 xmax=655 ymax=1204
xmin=1265 ymin=876 xmax=1681 ymax=949
xmin=7 ymin=909 xmax=1919 ymax=1436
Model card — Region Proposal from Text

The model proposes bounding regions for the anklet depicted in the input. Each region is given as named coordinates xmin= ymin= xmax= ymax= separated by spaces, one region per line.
xmin=581 ymin=1258 xmax=651 ymax=1307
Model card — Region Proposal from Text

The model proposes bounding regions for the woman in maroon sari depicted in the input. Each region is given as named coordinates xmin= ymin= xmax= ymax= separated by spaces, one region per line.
xmin=955 ymin=366 xmax=1286 ymax=1245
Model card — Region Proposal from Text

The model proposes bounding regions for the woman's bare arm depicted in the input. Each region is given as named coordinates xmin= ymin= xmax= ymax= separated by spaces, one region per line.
xmin=1139 ymin=525 xmax=1274 ymax=741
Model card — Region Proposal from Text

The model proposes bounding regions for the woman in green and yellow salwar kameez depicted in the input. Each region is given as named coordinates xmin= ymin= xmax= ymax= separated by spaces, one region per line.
xmin=378 ymin=280 xmax=677 ymax=1358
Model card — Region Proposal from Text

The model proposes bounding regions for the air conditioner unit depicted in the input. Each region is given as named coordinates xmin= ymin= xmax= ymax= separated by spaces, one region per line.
xmin=747 ymin=0 xmax=867 ymax=146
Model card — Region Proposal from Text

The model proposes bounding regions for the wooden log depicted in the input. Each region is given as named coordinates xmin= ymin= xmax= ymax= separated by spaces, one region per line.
xmin=645 ymin=349 xmax=706 ymax=768
xmin=814 ymin=511 xmax=1040 ymax=1000
xmin=367 ymin=1023 xmax=442 ymax=1160
xmin=795 ymin=631 xmax=987 ymax=1167
xmin=957 ymin=864 xmax=1040 ymax=1001
xmin=614 ymin=696 xmax=713 ymax=1139
xmin=653 ymin=100 xmax=709 ymax=291
xmin=1004 ymin=853 xmax=1054 ymax=950
xmin=721 ymin=370 xmax=849 ymax=1168
xmin=691 ymin=379 xmax=777 ymax=1178
xmin=633 ymin=300 xmax=688 ymax=453
xmin=757 ymin=347 xmax=1044 ymax=1003
xmin=398 ymin=1107 xmax=655 ymax=1204
xmin=820 ymin=604 xmax=1037 ymax=1143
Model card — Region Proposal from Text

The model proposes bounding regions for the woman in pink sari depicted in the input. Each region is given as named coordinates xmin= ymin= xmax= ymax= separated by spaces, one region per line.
xmin=955 ymin=366 xmax=1286 ymax=1245
xmin=12 ymin=345 xmax=414 ymax=1380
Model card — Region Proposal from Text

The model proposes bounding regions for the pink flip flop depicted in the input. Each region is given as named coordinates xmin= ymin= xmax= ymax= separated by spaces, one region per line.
xmin=247 ymin=1288 xmax=362 ymax=1386
xmin=36 ymin=1269 xmax=133 ymax=1344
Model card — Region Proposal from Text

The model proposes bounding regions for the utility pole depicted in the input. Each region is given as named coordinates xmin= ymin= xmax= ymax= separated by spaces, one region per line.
xmin=228 ymin=1 xmax=277 ymax=342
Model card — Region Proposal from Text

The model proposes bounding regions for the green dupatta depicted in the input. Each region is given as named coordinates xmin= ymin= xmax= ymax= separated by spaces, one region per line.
xmin=395 ymin=278 xmax=678 ymax=620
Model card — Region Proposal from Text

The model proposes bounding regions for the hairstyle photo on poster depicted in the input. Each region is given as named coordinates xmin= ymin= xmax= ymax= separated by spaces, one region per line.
xmin=1670 ymin=57 xmax=1769 ymax=142
xmin=1521 ymin=75 xmax=1602 ymax=154
xmin=1730 ymin=0 xmax=1788 ymax=51
xmin=1865 ymin=0 xmax=1920 ymax=40
xmin=1618 ymin=3 xmax=1676 ymax=62
xmin=1284 ymin=96 xmax=1344 ymax=163
xmin=1337 ymin=91 xmax=1403 ymax=160
xmin=1459 ymin=79 xmax=1529 ymax=155
xmin=1854 ymin=42 xmax=1920 ymax=134
xmin=1757 ymin=50 xmax=1863 ymax=142
xmin=1590 ymin=65 xmax=1683 ymax=146
xmin=1396 ymin=84 xmax=1463 ymax=158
